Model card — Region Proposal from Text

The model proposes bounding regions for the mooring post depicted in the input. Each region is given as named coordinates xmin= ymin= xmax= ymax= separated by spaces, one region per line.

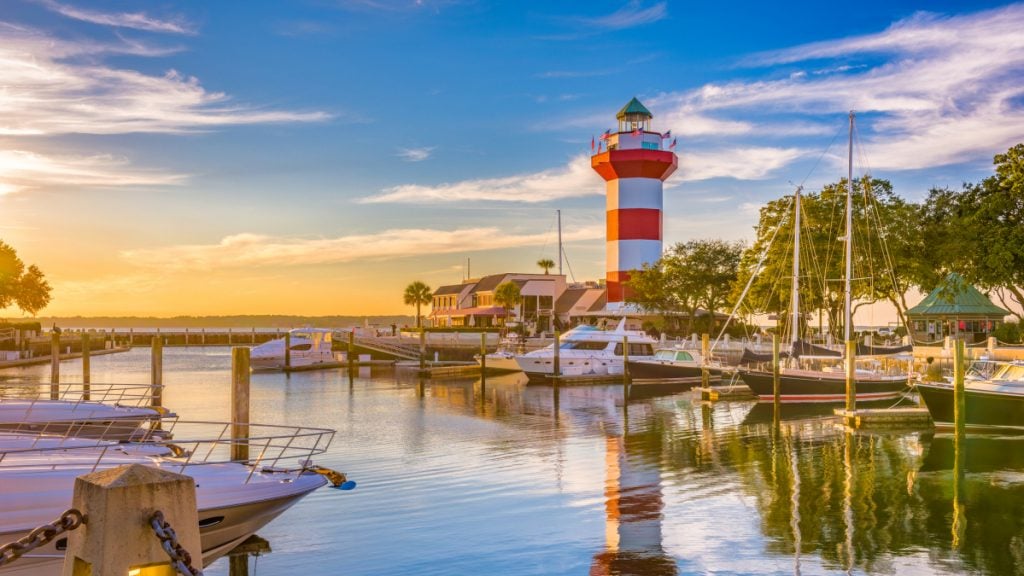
xmin=202 ymin=327 xmax=207 ymax=345
xmin=419 ymin=327 xmax=426 ymax=370
xmin=553 ymin=330 xmax=561 ymax=379
xmin=954 ymin=339 xmax=966 ymax=438
xmin=479 ymin=332 xmax=487 ymax=383
xmin=251 ymin=326 xmax=256 ymax=344
xmin=987 ymin=336 xmax=997 ymax=357
xmin=61 ymin=464 xmax=201 ymax=576
xmin=845 ymin=339 xmax=857 ymax=415
xmin=284 ymin=331 xmax=291 ymax=370
xmin=701 ymin=332 xmax=711 ymax=390
xmin=151 ymin=336 xmax=163 ymax=412
xmin=50 ymin=329 xmax=60 ymax=400
xmin=349 ymin=330 xmax=356 ymax=368
xmin=772 ymin=334 xmax=781 ymax=408
xmin=82 ymin=333 xmax=91 ymax=401
xmin=232 ymin=347 xmax=250 ymax=461
xmin=622 ymin=335 xmax=630 ymax=397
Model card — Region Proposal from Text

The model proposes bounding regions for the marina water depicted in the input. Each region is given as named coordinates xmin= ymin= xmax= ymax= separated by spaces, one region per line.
xmin=1 ymin=347 xmax=1020 ymax=575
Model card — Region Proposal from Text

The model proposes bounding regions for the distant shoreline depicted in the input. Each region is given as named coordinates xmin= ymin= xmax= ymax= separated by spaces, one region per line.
xmin=1 ymin=315 xmax=416 ymax=329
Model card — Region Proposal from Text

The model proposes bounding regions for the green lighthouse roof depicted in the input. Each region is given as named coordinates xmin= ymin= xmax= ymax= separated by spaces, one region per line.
xmin=616 ymin=97 xmax=652 ymax=120
xmin=906 ymin=273 xmax=1010 ymax=317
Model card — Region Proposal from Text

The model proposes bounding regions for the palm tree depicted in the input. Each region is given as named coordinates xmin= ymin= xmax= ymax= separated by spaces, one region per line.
xmin=494 ymin=281 xmax=521 ymax=327
xmin=403 ymin=281 xmax=433 ymax=328
xmin=537 ymin=258 xmax=556 ymax=275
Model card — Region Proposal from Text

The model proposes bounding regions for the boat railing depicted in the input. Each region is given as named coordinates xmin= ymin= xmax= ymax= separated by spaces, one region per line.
xmin=1 ymin=381 xmax=163 ymax=409
xmin=0 ymin=420 xmax=335 ymax=483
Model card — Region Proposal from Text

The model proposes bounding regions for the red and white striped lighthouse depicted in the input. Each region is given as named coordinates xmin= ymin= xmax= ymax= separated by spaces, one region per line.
xmin=591 ymin=98 xmax=677 ymax=306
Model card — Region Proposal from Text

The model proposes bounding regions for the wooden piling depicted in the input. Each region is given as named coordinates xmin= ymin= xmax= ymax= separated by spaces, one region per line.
xmin=479 ymin=332 xmax=487 ymax=384
xmin=50 ymin=330 xmax=60 ymax=400
xmin=284 ymin=331 xmax=291 ymax=370
xmin=845 ymin=339 xmax=856 ymax=413
xmin=82 ymin=333 xmax=91 ymax=401
xmin=231 ymin=347 xmax=250 ymax=462
xmin=701 ymin=333 xmax=710 ymax=390
xmin=772 ymin=334 xmax=780 ymax=407
xmin=553 ymin=330 xmax=561 ymax=378
xmin=954 ymin=339 xmax=966 ymax=438
xmin=622 ymin=335 xmax=630 ymax=397
xmin=349 ymin=331 xmax=356 ymax=367
xmin=151 ymin=336 xmax=163 ymax=411
xmin=419 ymin=328 xmax=426 ymax=370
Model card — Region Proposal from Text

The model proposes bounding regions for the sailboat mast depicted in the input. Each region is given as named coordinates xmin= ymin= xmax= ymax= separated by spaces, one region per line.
xmin=557 ymin=209 xmax=563 ymax=276
xmin=790 ymin=186 xmax=802 ymax=352
xmin=844 ymin=111 xmax=854 ymax=344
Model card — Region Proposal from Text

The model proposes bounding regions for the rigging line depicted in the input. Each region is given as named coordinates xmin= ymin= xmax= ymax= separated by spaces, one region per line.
xmin=561 ymin=243 xmax=577 ymax=283
xmin=713 ymin=195 xmax=795 ymax=351
xmin=799 ymin=122 xmax=846 ymax=188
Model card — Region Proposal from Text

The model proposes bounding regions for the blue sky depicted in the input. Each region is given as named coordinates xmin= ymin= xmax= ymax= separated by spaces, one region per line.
xmin=1 ymin=0 xmax=1022 ymax=315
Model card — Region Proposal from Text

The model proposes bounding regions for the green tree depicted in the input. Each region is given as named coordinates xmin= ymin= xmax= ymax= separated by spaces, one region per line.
xmin=626 ymin=239 xmax=743 ymax=333
xmin=403 ymin=281 xmax=432 ymax=328
xmin=0 ymin=241 xmax=52 ymax=316
xmin=536 ymin=258 xmax=556 ymax=275
xmin=494 ymin=281 xmax=521 ymax=326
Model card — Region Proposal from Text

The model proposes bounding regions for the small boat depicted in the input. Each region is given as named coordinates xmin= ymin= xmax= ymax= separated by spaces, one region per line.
xmin=250 ymin=328 xmax=336 ymax=370
xmin=917 ymin=361 xmax=1024 ymax=433
xmin=476 ymin=334 xmax=525 ymax=373
xmin=625 ymin=347 xmax=724 ymax=381
xmin=0 ymin=423 xmax=349 ymax=574
xmin=514 ymin=319 xmax=656 ymax=379
xmin=0 ymin=397 xmax=169 ymax=439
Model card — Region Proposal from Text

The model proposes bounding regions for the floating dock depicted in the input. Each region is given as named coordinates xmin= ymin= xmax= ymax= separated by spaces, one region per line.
xmin=0 ymin=346 xmax=130 ymax=369
xmin=834 ymin=407 xmax=933 ymax=429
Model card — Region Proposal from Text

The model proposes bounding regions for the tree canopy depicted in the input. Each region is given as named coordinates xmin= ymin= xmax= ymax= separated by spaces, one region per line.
xmin=403 ymin=281 xmax=432 ymax=328
xmin=494 ymin=281 xmax=521 ymax=324
xmin=536 ymin=258 xmax=555 ymax=275
xmin=0 ymin=241 xmax=52 ymax=316
xmin=625 ymin=239 xmax=743 ymax=333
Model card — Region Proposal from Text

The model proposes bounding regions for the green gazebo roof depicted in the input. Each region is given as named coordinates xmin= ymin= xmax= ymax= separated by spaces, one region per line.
xmin=906 ymin=273 xmax=1009 ymax=317
xmin=616 ymin=97 xmax=652 ymax=120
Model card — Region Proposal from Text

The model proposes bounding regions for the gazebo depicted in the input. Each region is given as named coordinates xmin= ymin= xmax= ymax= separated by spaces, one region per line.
xmin=906 ymin=273 xmax=1009 ymax=343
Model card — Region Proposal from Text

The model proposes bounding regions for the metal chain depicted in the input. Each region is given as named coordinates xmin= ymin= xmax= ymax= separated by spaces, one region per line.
xmin=0 ymin=509 xmax=85 ymax=567
xmin=150 ymin=511 xmax=204 ymax=576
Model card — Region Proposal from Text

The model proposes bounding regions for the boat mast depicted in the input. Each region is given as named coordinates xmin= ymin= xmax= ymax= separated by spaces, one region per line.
xmin=557 ymin=209 xmax=563 ymax=276
xmin=844 ymin=111 xmax=854 ymax=345
xmin=790 ymin=186 xmax=802 ymax=355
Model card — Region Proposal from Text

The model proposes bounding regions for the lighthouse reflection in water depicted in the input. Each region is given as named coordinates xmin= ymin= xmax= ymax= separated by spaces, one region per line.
xmin=5 ymin=347 xmax=1022 ymax=576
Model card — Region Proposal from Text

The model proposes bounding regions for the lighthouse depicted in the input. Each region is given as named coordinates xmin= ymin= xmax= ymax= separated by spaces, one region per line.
xmin=591 ymin=98 xmax=677 ymax=307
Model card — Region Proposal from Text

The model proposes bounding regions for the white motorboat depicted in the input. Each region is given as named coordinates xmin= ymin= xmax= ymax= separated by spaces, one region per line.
xmin=250 ymin=328 xmax=336 ymax=370
xmin=514 ymin=319 xmax=656 ymax=379
xmin=476 ymin=334 xmax=525 ymax=373
xmin=0 ymin=423 xmax=349 ymax=574
xmin=0 ymin=398 xmax=168 ymax=439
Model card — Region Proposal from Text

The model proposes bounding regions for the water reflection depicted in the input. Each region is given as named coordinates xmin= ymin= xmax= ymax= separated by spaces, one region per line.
xmin=4 ymin=349 xmax=1024 ymax=575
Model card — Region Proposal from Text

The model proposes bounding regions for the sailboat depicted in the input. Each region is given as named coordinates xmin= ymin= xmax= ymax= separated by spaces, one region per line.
xmin=737 ymin=112 xmax=911 ymax=402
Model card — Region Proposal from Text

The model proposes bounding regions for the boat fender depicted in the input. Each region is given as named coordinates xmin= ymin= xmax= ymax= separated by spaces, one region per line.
xmin=308 ymin=466 xmax=357 ymax=490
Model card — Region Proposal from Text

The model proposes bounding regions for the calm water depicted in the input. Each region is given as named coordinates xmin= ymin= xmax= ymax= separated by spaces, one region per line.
xmin=2 ymin=347 xmax=1022 ymax=575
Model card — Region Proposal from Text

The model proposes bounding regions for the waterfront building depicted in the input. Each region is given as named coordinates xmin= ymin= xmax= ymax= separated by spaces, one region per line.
xmin=591 ymin=97 xmax=678 ymax=309
xmin=430 ymin=273 xmax=567 ymax=332
xmin=906 ymin=272 xmax=1009 ymax=343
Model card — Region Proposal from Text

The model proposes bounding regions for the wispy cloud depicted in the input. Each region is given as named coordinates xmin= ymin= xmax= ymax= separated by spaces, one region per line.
xmin=397 ymin=147 xmax=435 ymax=162
xmin=648 ymin=4 xmax=1024 ymax=171
xmin=0 ymin=24 xmax=332 ymax=137
xmin=121 ymin=225 xmax=605 ymax=270
xmin=361 ymin=154 xmax=603 ymax=204
xmin=0 ymin=149 xmax=186 ymax=194
xmin=36 ymin=0 xmax=196 ymax=34
xmin=583 ymin=1 xmax=667 ymax=30
xmin=675 ymin=147 xmax=805 ymax=182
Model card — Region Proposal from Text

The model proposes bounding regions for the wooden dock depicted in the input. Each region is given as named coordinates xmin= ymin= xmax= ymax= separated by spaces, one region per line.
xmin=834 ymin=407 xmax=933 ymax=429
xmin=414 ymin=362 xmax=481 ymax=378
xmin=280 ymin=359 xmax=394 ymax=373
xmin=699 ymin=383 xmax=756 ymax=401
xmin=0 ymin=346 xmax=130 ymax=370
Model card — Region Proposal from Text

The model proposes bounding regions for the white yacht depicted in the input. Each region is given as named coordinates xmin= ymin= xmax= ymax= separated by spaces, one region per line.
xmin=513 ymin=319 xmax=656 ymax=379
xmin=0 ymin=424 xmax=348 ymax=574
xmin=0 ymin=398 xmax=168 ymax=440
xmin=476 ymin=334 xmax=525 ymax=373
xmin=250 ymin=328 xmax=336 ymax=370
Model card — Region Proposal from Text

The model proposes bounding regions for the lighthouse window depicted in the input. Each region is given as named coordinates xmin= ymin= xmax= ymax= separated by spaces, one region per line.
xmin=642 ymin=141 xmax=660 ymax=150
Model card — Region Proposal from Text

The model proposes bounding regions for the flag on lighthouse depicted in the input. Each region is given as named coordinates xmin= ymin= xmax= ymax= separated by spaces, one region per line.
xmin=661 ymin=130 xmax=671 ymax=139
xmin=591 ymin=135 xmax=595 ymax=151
xmin=599 ymin=129 xmax=612 ymax=140
xmin=669 ymin=137 xmax=677 ymax=150
xmin=631 ymin=126 xmax=641 ymax=136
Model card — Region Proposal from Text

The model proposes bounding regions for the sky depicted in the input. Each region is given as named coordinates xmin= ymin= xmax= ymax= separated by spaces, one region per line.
xmin=1 ymin=0 xmax=1023 ymax=317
